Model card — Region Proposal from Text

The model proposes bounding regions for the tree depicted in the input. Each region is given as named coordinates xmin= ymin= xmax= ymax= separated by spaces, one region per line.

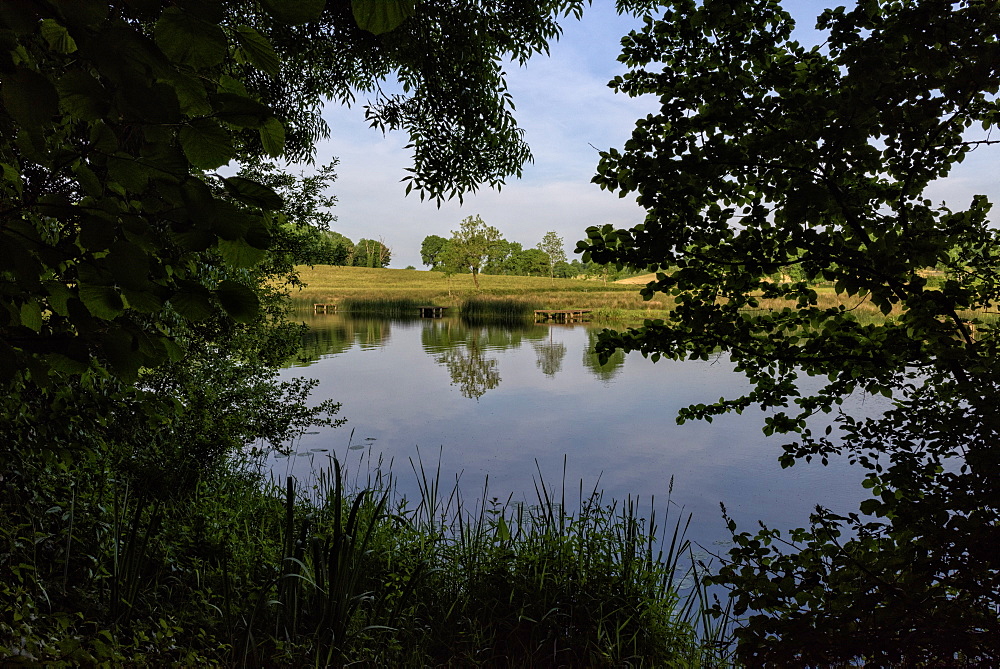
xmin=518 ymin=248 xmax=552 ymax=277
xmin=314 ymin=230 xmax=354 ymax=266
xmin=238 ymin=161 xmax=352 ymax=267
xmin=448 ymin=215 xmax=503 ymax=288
xmin=580 ymin=0 xmax=1000 ymax=663
xmin=420 ymin=234 xmax=451 ymax=268
xmin=538 ymin=231 xmax=567 ymax=280
xmin=251 ymin=1 xmax=659 ymax=202
xmin=483 ymin=239 xmax=521 ymax=275
xmin=353 ymin=237 xmax=391 ymax=268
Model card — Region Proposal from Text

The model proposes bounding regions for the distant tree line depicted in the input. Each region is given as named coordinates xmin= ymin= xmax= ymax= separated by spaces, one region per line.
xmin=250 ymin=160 xmax=391 ymax=269
xmin=420 ymin=216 xmax=638 ymax=283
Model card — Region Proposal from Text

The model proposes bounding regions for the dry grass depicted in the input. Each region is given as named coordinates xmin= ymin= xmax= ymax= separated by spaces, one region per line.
xmin=285 ymin=266 xmax=996 ymax=327
xmin=286 ymin=266 xmax=674 ymax=318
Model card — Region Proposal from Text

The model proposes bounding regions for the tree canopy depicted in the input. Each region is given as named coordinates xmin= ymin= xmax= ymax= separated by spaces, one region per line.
xmin=444 ymin=215 xmax=502 ymax=288
xmin=420 ymin=234 xmax=450 ymax=268
xmin=537 ymin=231 xmax=567 ymax=279
xmin=580 ymin=0 xmax=1000 ymax=662
xmin=352 ymin=237 xmax=392 ymax=268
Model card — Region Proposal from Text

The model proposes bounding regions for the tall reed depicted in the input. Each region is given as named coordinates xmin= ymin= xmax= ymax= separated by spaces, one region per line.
xmin=460 ymin=296 xmax=537 ymax=323
xmin=255 ymin=452 xmax=734 ymax=666
xmin=339 ymin=297 xmax=421 ymax=316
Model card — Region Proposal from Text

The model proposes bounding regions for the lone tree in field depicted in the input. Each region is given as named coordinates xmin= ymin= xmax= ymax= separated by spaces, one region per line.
xmin=538 ymin=231 xmax=567 ymax=280
xmin=448 ymin=215 xmax=503 ymax=288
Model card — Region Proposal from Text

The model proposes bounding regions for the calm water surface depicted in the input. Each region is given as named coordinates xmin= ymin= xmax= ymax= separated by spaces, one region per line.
xmin=275 ymin=311 xmax=881 ymax=550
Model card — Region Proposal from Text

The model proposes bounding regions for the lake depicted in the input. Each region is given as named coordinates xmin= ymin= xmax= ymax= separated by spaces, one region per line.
xmin=275 ymin=311 xmax=881 ymax=552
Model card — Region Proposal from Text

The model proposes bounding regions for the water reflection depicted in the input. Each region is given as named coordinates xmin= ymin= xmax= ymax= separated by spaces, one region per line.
xmin=289 ymin=312 xmax=398 ymax=367
xmin=533 ymin=331 xmax=567 ymax=377
xmin=276 ymin=311 xmax=874 ymax=554
xmin=291 ymin=313 xmax=618 ymax=397
xmin=582 ymin=329 xmax=626 ymax=382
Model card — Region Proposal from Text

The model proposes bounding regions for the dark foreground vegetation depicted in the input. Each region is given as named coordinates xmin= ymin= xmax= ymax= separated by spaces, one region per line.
xmin=2 ymin=450 xmax=725 ymax=665
xmin=3 ymin=0 xmax=998 ymax=665
xmin=582 ymin=0 xmax=1000 ymax=664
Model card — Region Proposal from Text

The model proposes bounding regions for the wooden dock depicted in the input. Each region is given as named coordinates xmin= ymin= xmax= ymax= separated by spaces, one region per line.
xmin=534 ymin=309 xmax=592 ymax=323
xmin=313 ymin=303 xmax=337 ymax=313
xmin=417 ymin=305 xmax=449 ymax=318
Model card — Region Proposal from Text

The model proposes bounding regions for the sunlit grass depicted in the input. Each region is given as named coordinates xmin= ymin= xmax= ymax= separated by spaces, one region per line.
xmin=288 ymin=265 xmax=998 ymax=328
xmin=460 ymin=296 xmax=538 ymax=323
xmin=288 ymin=266 xmax=674 ymax=321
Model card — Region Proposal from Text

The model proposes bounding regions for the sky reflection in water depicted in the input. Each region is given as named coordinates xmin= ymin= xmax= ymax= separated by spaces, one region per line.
xmin=275 ymin=312 xmax=881 ymax=551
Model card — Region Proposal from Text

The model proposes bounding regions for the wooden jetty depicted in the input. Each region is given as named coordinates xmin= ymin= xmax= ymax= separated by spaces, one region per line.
xmin=313 ymin=303 xmax=337 ymax=313
xmin=417 ymin=305 xmax=449 ymax=318
xmin=534 ymin=309 xmax=592 ymax=323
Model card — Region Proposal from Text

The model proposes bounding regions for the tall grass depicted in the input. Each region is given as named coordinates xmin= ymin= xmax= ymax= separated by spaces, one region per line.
xmin=0 ymin=448 xmax=733 ymax=666
xmin=257 ymin=453 xmax=733 ymax=666
xmin=460 ymin=296 xmax=537 ymax=323
xmin=339 ymin=296 xmax=421 ymax=317
xmin=286 ymin=266 xmax=665 ymax=322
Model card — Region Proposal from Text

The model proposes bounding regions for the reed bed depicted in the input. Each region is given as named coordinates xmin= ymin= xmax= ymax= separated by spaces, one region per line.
xmin=261 ymin=451 xmax=733 ymax=666
xmin=338 ymin=296 xmax=421 ymax=317
xmin=1 ymin=444 xmax=732 ymax=666
xmin=459 ymin=296 xmax=538 ymax=323
xmin=290 ymin=265 xmax=993 ymax=327
xmin=287 ymin=266 xmax=659 ymax=318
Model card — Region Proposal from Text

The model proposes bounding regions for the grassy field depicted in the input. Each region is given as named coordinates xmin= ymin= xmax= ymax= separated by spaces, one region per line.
xmin=286 ymin=266 xmax=676 ymax=321
xmin=286 ymin=265 xmax=993 ymax=327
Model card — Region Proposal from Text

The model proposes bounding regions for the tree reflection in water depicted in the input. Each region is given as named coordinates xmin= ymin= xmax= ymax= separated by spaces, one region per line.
xmin=289 ymin=313 xmax=628 ymax=397
xmin=582 ymin=330 xmax=625 ymax=382
xmin=533 ymin=328 xmax=567 ymax=377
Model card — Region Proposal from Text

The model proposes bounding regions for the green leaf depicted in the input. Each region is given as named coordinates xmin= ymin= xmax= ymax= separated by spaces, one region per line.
xmin=45 ymin=353 xmax=90 ymax=374
xmin=1 ymin=162 xmax=22 ymax=195
xmin=20 ymin=300 xmax=43 ymax=332
xmin=260 ymin=0 xmax=326 ymax=25
xmin=211 ymin=93 xmax=272 ymax=128
xmin=215 ymin=280 xmax=259 ymax=323
xmin=170 ymin=289 xmax=215 ymax=321
xmin=107 ymin=154 xmax=150 ymax=192
xmin=44 ymin=281 xmax=74 ymax=317
xmin=218 ymin=238 xmax=266 ymax=268
xmin=244 ymin=219 xmax=272 ymax=250
xmin=168 ymin=72 xmax=212 ymax=116
xmin=258 ymin=116 xmax=285 ymax=157
xmin=352 ymin=0 xmax=416 ymax=34
xmin=162 ymin=337 xmax=183 ymax=362
xmin=121 ymin=288 xmax=164 ymax=314
xmin=179 ymin=118 xmax=234 ymax=169
xmin=79 ymin=284 xmax=124 ymax=320
xmin=1 ymin=68 xmax=59 ymax=129
xmin=100 ymin=331 xmax=141 ymax=383
xmin=234 ymin=26 xmax=280 ymax=75
xmin=170 ymin=227 xmax=215 ymax=252
xmin=154 ymin=7 xmax=228 ymax=69
xmin=496 ymin=515 xmax=511 ymax=542
xmin=107 ymin=241 xmax=150 ymax=290
xmin=56 ymin=70 xmax=108 ymax=121
xmin=40 ymin=18 xmax=77 ymax=53
xmin=210 ymin=201 xmax=251 ymax=240
xmin=72 ymin=160 xmax=102 ymax=196
xmin=223 ymin=176 xmax=284 ymax=210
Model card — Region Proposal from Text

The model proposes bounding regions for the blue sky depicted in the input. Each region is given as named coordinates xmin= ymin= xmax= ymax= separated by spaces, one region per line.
xmin=309 ymin=3 xmax=997 ymax=269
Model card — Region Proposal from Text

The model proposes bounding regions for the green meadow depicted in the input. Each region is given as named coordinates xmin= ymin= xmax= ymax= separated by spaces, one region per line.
xmin=286 ymin=266 xmax=677 ymax=322
xmin=287 ymin=266 xmax=976 ymax=326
